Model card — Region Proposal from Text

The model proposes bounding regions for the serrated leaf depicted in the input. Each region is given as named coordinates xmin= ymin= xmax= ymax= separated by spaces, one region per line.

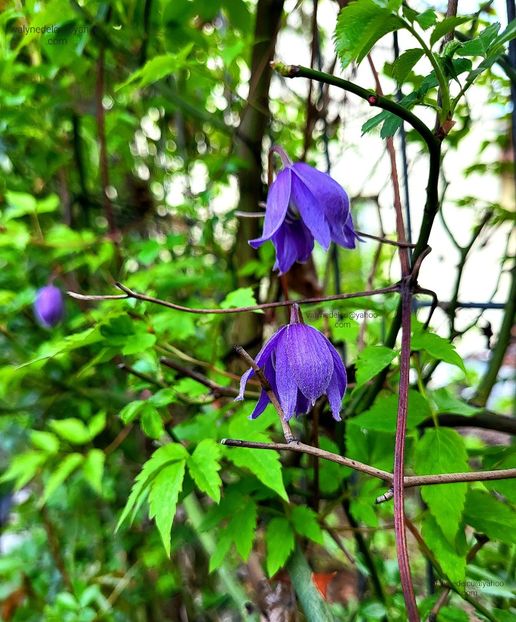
xmin=116 ymin=443 xmax=188 ymax=531
xmin=355 ymin=345 xmax=396 ymax=386
xmin=148 ymin=460 xmax=186 ymax=556
xmin=41 ymin=453 xmax=84 ymax=505
xmin=187 ymin=439 xmax=222 ymax=502
xmin=290 ymin=506 xmax=324 ymax=544
xmin=335 ymin=0 xmax=404 ymax=69
xmin=463 ymin=490 xmax=516 ymax=544
xmin=83 ymin=449 xmax=105 ymax=494
xmin=266 ymin=517 xmax=295 ymax=577
xmin=412 ymin=325 xmax=466 ymax=373
xmin=422 ymin=514 xmax=466 ymax=587
xmin=431 ymin=388 xmax=480 ymax=416
xmin=225 ymin=447 xmax=288 ymax=500
xmin=30 ymin=430 xmax=60 ymax=454
xmin=391 ymin=48 xmax=425 ymax=83
xmin=415 ymin=428 xmax=469 ymax=544
xmin=430 ymin=16 xmax=471 ymax=47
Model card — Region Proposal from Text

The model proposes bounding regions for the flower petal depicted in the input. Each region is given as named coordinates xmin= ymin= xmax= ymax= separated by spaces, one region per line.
xmin=285 ymin=324 xmax=334 ymax=402
xmin=248 ymin=389 xmax=271 ymax=419
xmin=325 ymin=339 xmax=348 ymax=395
xmin=236 ymin=367 xmax=254 ymax=401
xmin=249 ymin=168 xmax=292 ymax=247
xmin=271 ymin=224 xmax=300 ymax=274
xmin=295 ymin=390 xmax=311 ymax=416
xmin=292 ymin=162 xmax=350 ymax=223
xmin=290 ymin=174 xmax=331 ymax=250
xmin=275 ymin=332 xmax=298 ymax=421
xmin=326 ymin=374 xmax=343 ymax=421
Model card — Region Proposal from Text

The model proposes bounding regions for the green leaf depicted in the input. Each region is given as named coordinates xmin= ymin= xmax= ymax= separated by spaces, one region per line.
xmin=415 ymin=428 xmax=469 ymax=544
xmin=209 ymin=529 xmax=233 ymax=573
xmin=220 ymin=287 xmax=261 ymax=312
xmin=116 ymin=45 xmax=194 ymax=91
xmin=463 ymin=490 xmax=516 ymax=544
xmin=352 ymin=389 xmax=431 ymax=432
xmin=412 ymin=324 xmax=466 ymax=373
xmin=0 ymin=450 xmax=49 ymax=489
xmin=355 ymin=345 xmax=396 ymax=386
xmin=437 ymin=607 xmax=469 ymax=622
xmin=431 ymin=387 xmax=480 ymax=416
xmin=119 ymin=400 xmax=145 ymax=424
xmin=140 ymin=404 xmax=165 ymax=439
xmin=266 ymin=517 xmax=295 ymax=577
xmin=83 ymin=449 xmax=105 ymax=494
xmin=414 ymin=9 xmax=436 ymax=30
xmin=149 ymin=388 xmax=177 ymax=407
xmin=148 ymin=460 xmax=186 ymax=557
xmin=116 ymin=443 xmax=188 ymax=531
xmin=483 ymin=446 xmax=516 ymax=503
xmin=88 ymin=411 xmax=106 ymax=439
xmin=335 ymin=0 xmax=404 ymax=69
xmin=231 ymin=500 xmax=257 ymax=560
xmin=121 ymin=333 xmax=156 ymax=356
xmin=30 ymin=430 xmax=60 ymax=454
xmin=430 ymin=16 xmax=471 ymax=47
xmin=390 ymin=48 xmax=425 ymax=83
xmin=49 ymin=418 xmax=91 ymax=444
xmin=421 ymin=514 xmax=466 ymax=587
xmin=187 ymin=439 xmax=222 ymax=503
xmin=225 ymin=447 xmax=288 ymax=500
xmin=41 ymin=453 xmax=84 ymax=505
xmin=290 ymin=506 xmax=324 ymax=545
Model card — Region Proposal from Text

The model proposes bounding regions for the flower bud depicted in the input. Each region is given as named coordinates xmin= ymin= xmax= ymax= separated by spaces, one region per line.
xmin=34 ymin=285 xmax=64 ymax=328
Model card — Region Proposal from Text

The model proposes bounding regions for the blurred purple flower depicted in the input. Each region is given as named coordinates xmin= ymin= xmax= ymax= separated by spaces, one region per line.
xmin=34 ymin=285 xmax=64 ymax=328
xmin=249 ymin=147 xmax=358 ymax=273
xmin=236 ymin=304 xmax=347 ymax=421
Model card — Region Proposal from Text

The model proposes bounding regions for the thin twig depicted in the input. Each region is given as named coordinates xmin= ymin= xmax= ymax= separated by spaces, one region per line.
xmin=68 ymin=282 xmax=400 ymax=314
xmin=234 ymin=345 xmax=295 ymax=443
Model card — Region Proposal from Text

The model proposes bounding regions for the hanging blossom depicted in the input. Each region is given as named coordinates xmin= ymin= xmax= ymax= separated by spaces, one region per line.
xmin=34 ymin=285 xmax=64 ymax=328
xmin=236 ymin=304 xmax=347 ymax=421
xmin=249 ymin=146 xmax=358 ymax=274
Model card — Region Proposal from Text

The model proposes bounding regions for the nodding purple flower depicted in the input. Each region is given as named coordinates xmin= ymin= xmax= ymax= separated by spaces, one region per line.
xmin=236 ymin=304 xmax=347 ymax=422
xmin=249 ymin=146 xmax=358 ymax=274
xmin=34 ymin=285 xmax=64 ymax=328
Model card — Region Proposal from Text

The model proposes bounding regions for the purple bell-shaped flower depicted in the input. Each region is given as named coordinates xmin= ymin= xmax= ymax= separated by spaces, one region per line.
xmin=237 ymin=304 xmax=347 ymax=421
xmin=34 ymin=285 xmax=64 ymax=328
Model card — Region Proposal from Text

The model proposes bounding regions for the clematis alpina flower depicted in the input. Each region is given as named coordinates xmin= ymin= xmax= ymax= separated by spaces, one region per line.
xmin=34 ymin=285 xmax=64 ymax=328
xmin=236 ymin=304 xmax=347 ymax=421
xmin=249 ymin=146 xmax=358 ymax=274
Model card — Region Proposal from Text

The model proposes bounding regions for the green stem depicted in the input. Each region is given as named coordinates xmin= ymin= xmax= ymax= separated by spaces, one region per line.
xmin=286 ymin=545 xmax=335 ymax=622
xmin=401 ymin=20 xmax=451 ymax=121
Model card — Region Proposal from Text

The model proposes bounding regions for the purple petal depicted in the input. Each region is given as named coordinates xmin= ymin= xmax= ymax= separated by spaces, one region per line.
xmin=248 ymin=389 xmax=271 ymax=419
xmin=295 ymin=390 xmax=311 ymax=416
xmin=290 ymin=174 xmax=331 ymax=250
xmin=271 ymin=224 xmax=300 ymax=274
xmin=235 ymin=326 xmax=286 ymax=401
xmin=326 ymin=375 xmax=343 ymax=421
xmin=249 ymin=168 xmax=292 ymax=248
xmin=325 ymin=338 xmax=348 ymax=395
xmin=34 ymin=285 xmax=64 ymax=328
xmin=292 ymin=162 xmax=350 ymax=224
xmin=275 ymin=332 xmax=298 ymax=421
xmin=285 ymin=324 xmax=334 ymax=402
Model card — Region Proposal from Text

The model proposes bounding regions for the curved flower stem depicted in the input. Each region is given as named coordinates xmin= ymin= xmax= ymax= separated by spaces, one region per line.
xmin=393 ymin=278 xmax=419 ymax=621
xmin=271 ymin=62 xmax=439 ymax=152
xmin=68 ymin=282 xmax=400 ymax=315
